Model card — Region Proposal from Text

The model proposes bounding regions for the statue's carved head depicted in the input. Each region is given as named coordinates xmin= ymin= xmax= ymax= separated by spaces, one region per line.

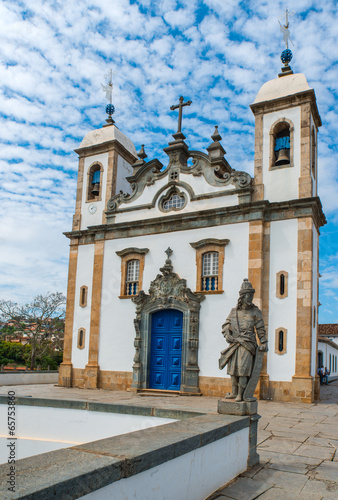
xmin=239 ymin=278 xmax=255 ymax=296
xmin=237 ymin=279 xmax=255 ymax=309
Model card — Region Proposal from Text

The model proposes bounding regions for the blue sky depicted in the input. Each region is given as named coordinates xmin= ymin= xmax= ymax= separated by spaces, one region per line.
xmin=0 ymin=0 xmax=337 ymax=323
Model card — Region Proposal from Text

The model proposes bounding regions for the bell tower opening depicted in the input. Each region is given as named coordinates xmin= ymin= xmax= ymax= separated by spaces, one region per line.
xmin=271 ymin=120 xmax=292 ymax=168
xmin=87 ymin=163 xmax=102 ymax=201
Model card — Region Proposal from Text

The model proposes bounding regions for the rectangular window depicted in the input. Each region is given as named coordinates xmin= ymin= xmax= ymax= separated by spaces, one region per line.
xmin=202 ymin=252 xmax=219 ymax=291
xmin=116 ymin=248 xmax=148 ymax=299
xmin=126 ymin=260 xmax=140 ymax=296
xmin=190 ymin=239 xmax=229 ymax=294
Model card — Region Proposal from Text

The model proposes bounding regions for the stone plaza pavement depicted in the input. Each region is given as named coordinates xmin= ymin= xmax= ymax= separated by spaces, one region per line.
xmin=1 ymin=381 xmax=337 ymax=499
xmin=210 ymin=381 xmax=338 ymax=500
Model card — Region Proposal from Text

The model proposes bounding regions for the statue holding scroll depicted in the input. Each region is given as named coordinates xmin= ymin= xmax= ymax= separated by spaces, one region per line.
xmin=219 ymin=279 xmax=268 ymax=402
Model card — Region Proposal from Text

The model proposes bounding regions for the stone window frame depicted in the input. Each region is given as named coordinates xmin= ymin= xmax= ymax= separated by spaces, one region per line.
xmin=86 ymin=161 xmax=104 ymax=202
xmin=169 ymin=169 xmax=179 ymax=181
xmin=275 ymin=327 xmax=287 ymax=355
xmin=116 ymin=247 xmax=149 ymax=299
xmin=77 ymin=328 xmax=85 ymax=349
xmin=190 ymin=238 xmax=229 ymax=294
xmin=158 ymin=185 xmax=187 ymax=213
xmin=269 ymin=118 xmax=294 ymax=171
xmin=276 ymin=270 xmax=288 ymax=299
xmin=79 ymin=285 xmax=88 ymax=308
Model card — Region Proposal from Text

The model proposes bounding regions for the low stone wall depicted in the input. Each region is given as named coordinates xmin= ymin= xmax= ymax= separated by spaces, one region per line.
xmin=0 ymin=398 xmax=250 ymax=500
xmin=0 ymin=371 xmax=58 ymax=386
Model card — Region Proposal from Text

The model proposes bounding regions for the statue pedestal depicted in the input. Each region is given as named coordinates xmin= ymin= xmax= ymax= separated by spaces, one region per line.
xmin=218 ymin=399 xmax=257 ymax=416
xmin=218 ymin=398 xmax=260 ymax=468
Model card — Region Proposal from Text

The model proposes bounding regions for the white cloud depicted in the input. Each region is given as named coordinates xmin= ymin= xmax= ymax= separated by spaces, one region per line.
xmin=0 ymin=0 xmax=337 ymax=324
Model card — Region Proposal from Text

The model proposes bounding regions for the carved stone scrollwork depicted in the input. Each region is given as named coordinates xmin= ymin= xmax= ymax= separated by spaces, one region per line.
xmin=133 ymin=319 xmax=141 ymax=365
xmin=107 ymin=190 xmax=131 ymax=212
xmin=188 ymin=338 xmax=198 ymax=366
xmin=106 ymin=144 xmax=252 ymax=213
xmin=220 ymin=171 xmax=231 ymax=182
xmin=231 ymin=171 xmax=251 ymax=188
xmin=131 ymin=249 xmax=205 ymax=393
xmin=190 ymin=314 xmax=199 ymax=337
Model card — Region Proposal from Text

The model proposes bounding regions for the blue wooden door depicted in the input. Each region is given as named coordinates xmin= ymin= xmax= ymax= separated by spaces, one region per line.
xmin=149 ymin=309 xmax=183 ymax=391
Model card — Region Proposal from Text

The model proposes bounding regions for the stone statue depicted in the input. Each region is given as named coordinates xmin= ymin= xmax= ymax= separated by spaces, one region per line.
xmin=219 ymin=279 xmax=268 ymax=402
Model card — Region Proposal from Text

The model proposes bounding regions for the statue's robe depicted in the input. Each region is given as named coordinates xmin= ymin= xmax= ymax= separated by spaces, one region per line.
xmin=219 ymin=305 xmax=267 ymax=377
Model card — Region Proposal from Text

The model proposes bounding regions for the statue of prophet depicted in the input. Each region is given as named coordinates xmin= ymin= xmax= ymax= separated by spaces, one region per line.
xmin=219 ymin=279 xmax=268 ymax=401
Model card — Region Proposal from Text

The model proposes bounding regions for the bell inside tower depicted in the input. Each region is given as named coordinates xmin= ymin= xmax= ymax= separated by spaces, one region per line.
xmin=274 ymin=128 xmax=290 ymax=166
xmin=91 ymin=169 xmax=101 ymax=196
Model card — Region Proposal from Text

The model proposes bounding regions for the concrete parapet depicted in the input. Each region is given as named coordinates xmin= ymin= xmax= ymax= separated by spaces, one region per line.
xmin=0 ymin=398 xmax=250 ymax=500
xmin=0 ymin=371 xmax=58 ymax=386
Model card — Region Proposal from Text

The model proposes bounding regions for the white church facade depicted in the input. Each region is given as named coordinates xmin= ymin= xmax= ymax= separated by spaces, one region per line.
xmin=59 ymin=67 xmax=326 ymax=403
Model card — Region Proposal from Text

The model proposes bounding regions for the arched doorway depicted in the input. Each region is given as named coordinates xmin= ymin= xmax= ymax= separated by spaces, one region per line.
xmin=149 ymin=309 xmax=183 ymax=390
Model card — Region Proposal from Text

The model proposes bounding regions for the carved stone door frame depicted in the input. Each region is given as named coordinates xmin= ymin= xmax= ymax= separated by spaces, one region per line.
xmin=131 ymin=249 xmax=205 ymax=394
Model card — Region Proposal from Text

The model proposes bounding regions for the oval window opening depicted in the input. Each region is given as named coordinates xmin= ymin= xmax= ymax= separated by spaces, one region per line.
xmin=278 ymin=330 xmax=284 ymax=353
xmin=79 ymin=330 xmax=84 ymax=347
xmin=280 ymin=274 xmax=285 ymax=296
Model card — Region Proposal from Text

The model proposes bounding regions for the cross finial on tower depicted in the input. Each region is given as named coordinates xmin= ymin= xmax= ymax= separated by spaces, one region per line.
xmin=101 ymin=69 xmax=115 ymax=125
xmin=278 ymin=9 xmax=295 ymax=77
xmin=170 ymin=96 xmax=192 ymax=135
xmin=278 ymin=9 xmax=294 ymax=50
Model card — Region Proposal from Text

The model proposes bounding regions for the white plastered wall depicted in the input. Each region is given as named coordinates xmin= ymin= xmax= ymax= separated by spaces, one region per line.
xmin=81 ymin=427 xmax=249 ymax=500
xmin=71 ymin=244 xmax=95 ymax=368
xmin=114 ymin=173 xmax=239 ymax=224
xmin=116 ymin=155 xmax=133 ymax=194
xmin=318 ymin=341 xmax=338 ymax=375
xmin=311 ymin=224 xmax=318 ymax=377
xmin=310 ymin=113 xmax=318 ymax=197
xmin=262 ymin=107 xmax=301 ymax=203
xmin=98 ymin=222 xmax=249 ymax=378
xmin=81 ymin=153 xmax=108 ymax=230
xmin=267 ymin=219 xmax=298 ymax=381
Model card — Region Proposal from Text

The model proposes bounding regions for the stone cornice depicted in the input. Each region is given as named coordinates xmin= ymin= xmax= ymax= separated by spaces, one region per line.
xmin=64 ymin=197 xmax=326 ymax=244
xmin=74 ymin=140 xmax=137 ymax=164
xmin=250 ymin=89 xmax=322 ymax=128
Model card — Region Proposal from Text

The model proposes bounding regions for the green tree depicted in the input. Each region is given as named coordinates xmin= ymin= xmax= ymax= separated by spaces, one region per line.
xmin=0 ymin=341 xmax=31 ymax=366
xmin=0 ymin=325 xmax=16 ymax=336
xmin=0 ymin=292 xmax=66 ymax=370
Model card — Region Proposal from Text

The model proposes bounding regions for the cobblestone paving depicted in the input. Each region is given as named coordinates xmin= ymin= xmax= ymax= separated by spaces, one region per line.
xmin=209 ymin=381 xmax=338 ymax=500
xmin=1 ymin=381 xmax=337 ymax=499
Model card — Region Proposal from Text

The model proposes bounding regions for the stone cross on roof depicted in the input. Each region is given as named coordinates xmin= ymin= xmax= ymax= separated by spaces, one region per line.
xmin=170 ymin=96 xmax=192 ymax=134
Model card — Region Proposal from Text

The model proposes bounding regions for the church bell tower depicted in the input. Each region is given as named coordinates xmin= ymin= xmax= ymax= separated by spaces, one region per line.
xmin=59 ymin=74 xmax=137 ymax=389
xmin=248 ymin=13 xmax=325 ymax=402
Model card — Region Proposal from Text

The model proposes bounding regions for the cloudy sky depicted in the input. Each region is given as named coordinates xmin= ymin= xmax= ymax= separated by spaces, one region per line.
xmin=0 ymin=0 xmax=337 ymax=323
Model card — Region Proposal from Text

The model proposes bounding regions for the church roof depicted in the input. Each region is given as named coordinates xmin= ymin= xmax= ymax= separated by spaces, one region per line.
xmin=253 ymin=73 xmax=311 ymax=104
xmin=78 ymin=124 xmax=137 ymax=156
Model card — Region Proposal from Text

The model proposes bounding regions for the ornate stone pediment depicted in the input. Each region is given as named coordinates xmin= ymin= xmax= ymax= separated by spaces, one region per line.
xmin=106 ymin=128 xmax=253 ymax=214
xmin=132 ymin=248 xmax=204 ymax=315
